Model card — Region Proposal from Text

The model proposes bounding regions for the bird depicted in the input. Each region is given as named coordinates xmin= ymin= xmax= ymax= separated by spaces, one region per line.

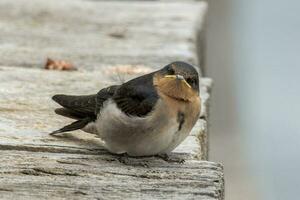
xmin=50 ymin=61 xmax=201 ymax=159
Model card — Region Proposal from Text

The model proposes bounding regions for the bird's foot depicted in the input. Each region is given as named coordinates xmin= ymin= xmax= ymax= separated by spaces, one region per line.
xmin=116 ymin=153 xmax=149 ymax=167
xmin=157 ymin=154 xmax=185 ymax=164
xmin=117 ymin=153 xmax=131 ymax=165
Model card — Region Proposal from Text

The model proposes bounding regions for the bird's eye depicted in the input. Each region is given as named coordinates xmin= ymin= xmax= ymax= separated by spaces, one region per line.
xmin=167 ymin=67 xmax=175 ymax=75
xmin=187 ymin=78 xmax=195 ymax=86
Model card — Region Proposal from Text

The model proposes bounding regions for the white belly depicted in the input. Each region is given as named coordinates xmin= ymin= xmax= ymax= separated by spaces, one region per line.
xmin=90 ymin=98 xmax=199 ymax=156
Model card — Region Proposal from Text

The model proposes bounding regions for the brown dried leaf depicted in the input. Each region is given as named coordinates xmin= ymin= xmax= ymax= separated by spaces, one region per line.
xmin=44 ymin=58 xmax=77 ymax=71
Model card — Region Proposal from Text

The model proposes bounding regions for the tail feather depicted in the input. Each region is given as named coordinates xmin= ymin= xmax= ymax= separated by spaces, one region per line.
xmin=50 ymin=117 xmax=92 ymax=135
xmin=54 ymin=108 xmax=85 ymax=120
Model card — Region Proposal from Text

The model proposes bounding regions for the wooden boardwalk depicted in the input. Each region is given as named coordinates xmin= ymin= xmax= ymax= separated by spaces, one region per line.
xmin=0 ymin=0 xmax=224 ymax=199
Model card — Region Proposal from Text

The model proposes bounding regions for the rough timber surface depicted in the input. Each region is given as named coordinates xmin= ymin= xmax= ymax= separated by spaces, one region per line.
xmin=0 ymin=0 xmax=207 ymax=73
xmin=0 ymin=150 xmax=223 ymax=200
xmin=0 ymin=0 xmax=224 ymax=200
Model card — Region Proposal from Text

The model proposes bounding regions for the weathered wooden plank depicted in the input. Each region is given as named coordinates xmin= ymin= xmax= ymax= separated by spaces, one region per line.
xmin=0 ymin=0 xmax=207 ymax=73
xmin=0 ymin=0 xmax=224 ymax=199
xmin=0 ymin=150 xmax=224 ymax=200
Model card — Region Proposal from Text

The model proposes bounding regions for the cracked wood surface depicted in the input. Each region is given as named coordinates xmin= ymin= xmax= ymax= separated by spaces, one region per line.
xmin=0 ymin=0 xmax=224 ymax=199
xmin=0 ymin=151 xmax=223 ymax=200
xmin=0 ymin=0 xmax=207 ymax=73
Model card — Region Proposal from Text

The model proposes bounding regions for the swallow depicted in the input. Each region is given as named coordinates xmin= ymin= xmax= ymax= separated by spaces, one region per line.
xmin=50 ymin=61 xmax=201 ymax=158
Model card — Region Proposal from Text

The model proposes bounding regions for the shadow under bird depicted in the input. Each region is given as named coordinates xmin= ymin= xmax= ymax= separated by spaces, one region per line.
xmin=51 ymin=61 xmax=201 ymax=159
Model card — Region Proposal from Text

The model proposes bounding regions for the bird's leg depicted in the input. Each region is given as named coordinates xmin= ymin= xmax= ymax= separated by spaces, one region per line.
xmin=157 ymin=153 xmax=185 ymax=164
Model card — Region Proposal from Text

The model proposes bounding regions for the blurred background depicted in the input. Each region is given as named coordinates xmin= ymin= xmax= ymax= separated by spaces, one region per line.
xmin=207 ymin=0 xmax=300 ymax=199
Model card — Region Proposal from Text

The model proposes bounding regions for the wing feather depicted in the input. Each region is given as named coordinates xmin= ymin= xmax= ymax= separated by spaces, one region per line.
xmin=52 ymin=94 xmax=96 ymax=117
xmin=52 ymin=85 xmax=120 ymax=119
xmin=112 ymin=73 xmax=158 ymax=117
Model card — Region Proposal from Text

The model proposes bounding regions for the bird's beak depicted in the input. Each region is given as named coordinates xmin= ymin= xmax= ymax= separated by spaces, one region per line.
xmin=164 ymin=75 xmax=191 ymax=88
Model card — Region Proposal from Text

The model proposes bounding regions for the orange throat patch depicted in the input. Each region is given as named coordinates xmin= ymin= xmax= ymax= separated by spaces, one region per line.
xmin=153 ymin=74 xmax=199 ymax=102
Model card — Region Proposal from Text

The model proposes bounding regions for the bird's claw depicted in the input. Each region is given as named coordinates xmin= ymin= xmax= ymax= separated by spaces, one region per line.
xmin=117 ymin=153 xmax=131 ymax=165
xmin=116 ymin=153 xmax=149 ymax=167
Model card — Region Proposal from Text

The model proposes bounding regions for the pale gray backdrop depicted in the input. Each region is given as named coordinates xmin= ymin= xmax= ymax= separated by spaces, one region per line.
xmin=207 ymin=0 xmax=300 ymax=199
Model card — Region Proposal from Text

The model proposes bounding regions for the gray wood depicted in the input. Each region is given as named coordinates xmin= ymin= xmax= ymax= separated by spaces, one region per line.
xmin=0 ymin=0 xmax=207 ymax=74
xmin=0 ymin=150 xmax=224 ymax=200
xmin=0 ymin=0 xmax=224 ymax=199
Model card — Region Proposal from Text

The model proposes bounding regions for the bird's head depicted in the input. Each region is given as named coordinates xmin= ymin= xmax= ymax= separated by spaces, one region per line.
xmin=153 ymin=61 xmax=199 ymax=101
